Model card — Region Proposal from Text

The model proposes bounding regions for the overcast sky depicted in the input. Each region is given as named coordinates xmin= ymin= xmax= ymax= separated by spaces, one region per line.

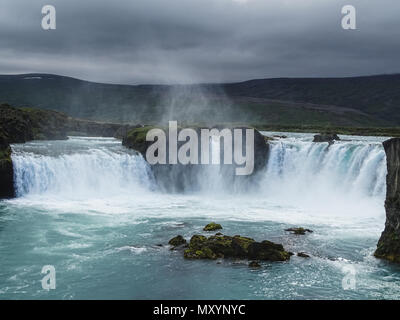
xmin=0 ymin=0 xmax=399 ymax=84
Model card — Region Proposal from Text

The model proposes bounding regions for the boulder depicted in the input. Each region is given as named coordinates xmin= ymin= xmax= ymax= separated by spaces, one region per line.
xmin=168 ymin=235 xmax=187 ymax=247
xmin=313 ymin=133 xmax=340 ymax=143
xmin=183 ymin=234 xmax=290 ymax=262
xmin=203 ymin=222 xmax=222 ymax=231
xmin=285 ymin=227 xmax=313 ymax=235
xmin=297 ymin=252 xmax=310 ymax=258
xmin=247 ymin=240 xmax=291 ymax=261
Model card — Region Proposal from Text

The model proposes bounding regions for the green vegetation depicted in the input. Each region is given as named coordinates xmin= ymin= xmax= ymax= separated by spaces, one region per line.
xmin=1 ymin=73 xmax=400 ymax=128
xmin=179 ymin=229 xmax=291 ymax=262
xmin=168 ymin=235 xmax=187 ymax=247
xmin=203 ymin=222 xmax=223 ymax=231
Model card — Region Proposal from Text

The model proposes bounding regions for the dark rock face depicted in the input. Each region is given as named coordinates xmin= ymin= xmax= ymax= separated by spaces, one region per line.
xmin=122 ymin=125 xmax=270 ymax=193
xmin=313 ymin=133 xmax=340 ymax=143
xmin=182 ymin=234 xmax=291 ymax=262
xmin=247 ymin=240 xmax=290 ymax=261
xmin=0 ymin=145 xmax=15 ymax=198
xmin=297 ymin=252 xmax=310 ymax=258
xmin=375 ymin=138 xmax=400 ymax=263
xmin=285 ymin=227 xmax=313 ymax=235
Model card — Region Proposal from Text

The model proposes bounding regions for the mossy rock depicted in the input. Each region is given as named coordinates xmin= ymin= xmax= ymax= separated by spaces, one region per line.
xmin=183 ymin=233 xmax=290 ymax=262
xmin=122 ymin=126 xmax=159 ymax=155
xmin=203 ymin=222 xmax=222 ymax=231
xmin=247 ymin=240 xmax=291 ymax=261
xmin=168 ymin=235 xmax=187 ymax=247
xmin=184 ymin=247 xmax=217 ymax=260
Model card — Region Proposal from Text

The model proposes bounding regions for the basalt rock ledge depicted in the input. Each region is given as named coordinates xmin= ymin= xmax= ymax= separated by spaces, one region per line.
xmin=375 ymin=138 xmax=400 ymax=263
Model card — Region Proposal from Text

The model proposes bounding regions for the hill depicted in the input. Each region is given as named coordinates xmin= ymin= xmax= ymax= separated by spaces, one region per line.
xmin=0 ymin=73 xmax=398 ymax=127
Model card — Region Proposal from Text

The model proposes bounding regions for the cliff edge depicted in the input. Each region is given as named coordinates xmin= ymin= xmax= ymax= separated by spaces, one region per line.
xmin=375 ymin=138 xmax=400 ymax=262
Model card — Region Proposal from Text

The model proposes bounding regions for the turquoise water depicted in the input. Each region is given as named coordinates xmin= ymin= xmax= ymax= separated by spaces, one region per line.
xmin=1 ymin=135 xmax=400 ymax=300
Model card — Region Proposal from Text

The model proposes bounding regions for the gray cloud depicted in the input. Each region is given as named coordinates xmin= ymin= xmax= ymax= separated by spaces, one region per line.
xmin=0 ymin=0 xmax=398 ymax=84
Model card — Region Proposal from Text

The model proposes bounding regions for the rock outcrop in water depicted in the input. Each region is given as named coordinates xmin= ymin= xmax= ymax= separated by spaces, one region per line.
xmin=375 ymin=138 xmax=400 ymax=263
xmin=168 ymin=235 xmax=187 ymax=247
xmin=182 ymin=233 xmax=291 ymax=261
xmin=313 ymin=133 xmax=340 ymax=143
xmin=122 ymin=125 xmax=269 ymax=192
xmin=285 ymin=227 xmax=313 ymax=235
xmin=203 ymin=222 xmax=222 ymax=231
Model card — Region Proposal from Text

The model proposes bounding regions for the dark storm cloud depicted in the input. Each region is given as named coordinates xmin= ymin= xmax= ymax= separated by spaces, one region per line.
xmin=0 ymin=0 xmax=399 ymax=84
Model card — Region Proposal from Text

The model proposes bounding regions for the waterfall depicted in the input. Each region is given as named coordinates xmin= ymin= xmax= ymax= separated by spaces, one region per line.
xmin=10 ymin=135 xmax=388 ymax=213
xmin=261 ymin=138 xmax=387 ymax=215
xmin=11 ymin=137 xmax=155 ymax=199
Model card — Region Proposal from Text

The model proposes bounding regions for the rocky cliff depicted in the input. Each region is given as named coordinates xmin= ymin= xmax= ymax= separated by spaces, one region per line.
xmin=375 ymin=138 xmax=400 ymax=262
xmin=122 ymin=125 xmax=269 ymax=192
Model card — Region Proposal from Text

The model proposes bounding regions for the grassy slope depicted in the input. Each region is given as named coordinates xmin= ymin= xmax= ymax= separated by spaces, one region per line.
xmin=0 ymin=73 xmax=398 ymax=129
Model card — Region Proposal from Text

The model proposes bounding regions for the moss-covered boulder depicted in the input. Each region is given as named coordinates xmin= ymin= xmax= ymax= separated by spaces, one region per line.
xmin=247 ymin=240 xmax=291 ymax=261
xmin=183 ymin=234 xmax=290 ymax=262
xmin=168 ymin=235 xmax=187 ymax=247
xmin=203 ymin=222 xmax=222 ymax=231
xmin=285 ymin=227 xmax=313 ymax=235
xmin=122 ymin=126 xmax=159 ymax=155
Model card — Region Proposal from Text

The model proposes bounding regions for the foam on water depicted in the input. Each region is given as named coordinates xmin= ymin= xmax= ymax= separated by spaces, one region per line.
xmin=1 ymin=133 xmax=396 ymax=300
xmin=8 ymin=134 xmax=388 ymax=227
xmin=260 ymin=133 xmax=387 ymax=221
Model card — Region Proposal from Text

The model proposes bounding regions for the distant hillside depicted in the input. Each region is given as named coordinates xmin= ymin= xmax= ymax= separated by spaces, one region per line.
xmin=0 ymin=73 xmax=398 ymax=127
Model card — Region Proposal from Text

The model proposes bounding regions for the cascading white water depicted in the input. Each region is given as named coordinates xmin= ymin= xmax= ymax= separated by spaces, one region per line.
xmin=10 ymin=134 xmax=388 ymax=215
xmin=261 ymin=133 xmax=387 ymax=217
xmin=11 ymin=137 xmax=155 ymax=199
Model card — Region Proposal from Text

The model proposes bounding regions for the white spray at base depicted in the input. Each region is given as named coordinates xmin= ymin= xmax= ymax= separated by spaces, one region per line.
xmin=261 ymin=137 xmax=387 ymax=218
xmin=10 ymin=135 xmax=387 ymax=221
